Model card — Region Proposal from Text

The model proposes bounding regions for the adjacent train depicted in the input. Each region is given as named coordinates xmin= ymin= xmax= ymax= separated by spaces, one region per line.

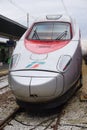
xmin=9 ymin=14 xmax=82 ymax=108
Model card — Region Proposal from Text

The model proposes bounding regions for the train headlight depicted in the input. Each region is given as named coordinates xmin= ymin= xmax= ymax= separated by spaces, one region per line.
xmin=57 ymin=55 xmax=71 ymax=72
xmin=9 ymin=54 xmax=20 ymax=69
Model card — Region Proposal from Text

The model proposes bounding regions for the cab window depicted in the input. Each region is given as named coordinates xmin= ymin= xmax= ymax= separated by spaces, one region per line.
xmin=27 ymin=22 xmax=71 ymax=40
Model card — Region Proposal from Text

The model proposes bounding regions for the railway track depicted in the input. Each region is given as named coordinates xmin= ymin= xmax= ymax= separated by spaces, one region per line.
xmin=0 ymin=75 xmax=9 ymax=94
xmin=1 ymin=90 xmax=87 ymax=130
xmin=0 ymin=75 xmax=8 ymax=88
xmin=0 ymin=104 xmax=65 ymax=130
xmin=0 ymin=107 xmax=20 ymax=130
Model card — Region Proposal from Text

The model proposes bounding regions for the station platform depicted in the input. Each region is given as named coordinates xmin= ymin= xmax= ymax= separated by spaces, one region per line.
xmin=0 ymin=64 xmax=8 ymax=76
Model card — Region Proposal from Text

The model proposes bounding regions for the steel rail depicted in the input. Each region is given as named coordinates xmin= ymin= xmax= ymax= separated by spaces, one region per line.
xmin=0 ymin=85 xmax=9 ymax=91
xmin=0 ymin=107 xmax=20 ymax=130
xmin=0 ymin=75 xmax=8 ymax=81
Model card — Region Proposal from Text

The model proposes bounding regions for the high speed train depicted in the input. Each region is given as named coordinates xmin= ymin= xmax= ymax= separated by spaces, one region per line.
xmin=9 ymin=14 xmax=82 ymax=109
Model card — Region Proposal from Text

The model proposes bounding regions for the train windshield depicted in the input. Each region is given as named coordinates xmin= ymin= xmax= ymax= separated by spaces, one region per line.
xmin=27 ymin=22 xmax=71 ymax=41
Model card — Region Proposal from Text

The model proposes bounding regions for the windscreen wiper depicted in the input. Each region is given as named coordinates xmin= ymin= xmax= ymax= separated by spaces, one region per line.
xmin=56 ymin=31 xmax=67 ymax=40
xmin=32 ymin=30 xmax=40 ymax=39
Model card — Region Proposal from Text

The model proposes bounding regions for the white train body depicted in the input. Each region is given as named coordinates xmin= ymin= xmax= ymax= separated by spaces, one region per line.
xmin=9 ymin=15 xmax=82 ymax=108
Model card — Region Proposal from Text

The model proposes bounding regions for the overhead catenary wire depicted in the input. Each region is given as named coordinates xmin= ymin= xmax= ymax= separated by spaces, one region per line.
xmin=7 ymin=0 xmax=35 ymax=19
xmin=7 ymin=0 xmax=29 ymax=27
xmin=7 ymin=0 xmax=35 ymax=27
xmin=7 ymin=0 xmax=69 ymax=27
xmin=61 ymin=0 xmax=69 ymax=15
xmin=8 ymin=0 xmax=27 ymax=13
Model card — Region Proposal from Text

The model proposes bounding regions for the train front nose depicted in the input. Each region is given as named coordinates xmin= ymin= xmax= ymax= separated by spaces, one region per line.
xmin=30 ymin=77 xmax=57 ymax=97
xmin=9 ymin=71 xmax=63 ymax=102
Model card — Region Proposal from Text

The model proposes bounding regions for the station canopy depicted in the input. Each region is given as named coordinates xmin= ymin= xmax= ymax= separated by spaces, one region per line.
xmin=0 ymin=15 xmax=27 ymax=40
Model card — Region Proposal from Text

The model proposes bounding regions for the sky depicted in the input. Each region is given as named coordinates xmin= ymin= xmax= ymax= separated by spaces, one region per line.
xmin=0 ymin=0 xmax=87 ymax=39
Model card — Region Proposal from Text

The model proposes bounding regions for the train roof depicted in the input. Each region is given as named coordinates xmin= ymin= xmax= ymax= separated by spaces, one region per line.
xmin=34 ymin=14 xmax=72 ymax=23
